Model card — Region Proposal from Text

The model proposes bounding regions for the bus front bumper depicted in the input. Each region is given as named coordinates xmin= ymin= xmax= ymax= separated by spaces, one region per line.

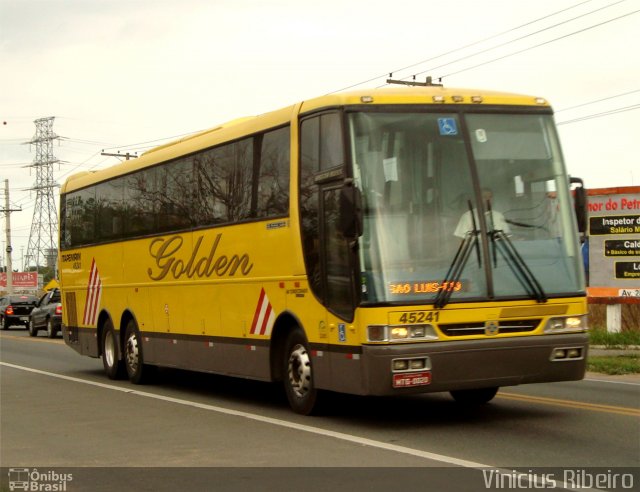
xmin=359 ymin=333 xmax=589 ymax=396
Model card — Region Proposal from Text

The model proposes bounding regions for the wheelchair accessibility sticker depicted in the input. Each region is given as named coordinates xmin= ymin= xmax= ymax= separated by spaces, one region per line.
xmin=438 ymin=118 xmax=458 ymax=136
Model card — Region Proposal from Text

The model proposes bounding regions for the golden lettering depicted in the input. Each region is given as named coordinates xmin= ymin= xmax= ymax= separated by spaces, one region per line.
xmin=148 ymin=234 xmax=253 ymax=281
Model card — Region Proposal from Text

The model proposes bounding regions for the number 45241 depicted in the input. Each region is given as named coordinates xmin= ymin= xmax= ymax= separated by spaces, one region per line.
xmin=398 ymin=311 xmax=440 ymax=324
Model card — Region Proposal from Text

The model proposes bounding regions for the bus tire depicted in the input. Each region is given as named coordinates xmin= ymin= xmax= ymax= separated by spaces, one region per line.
xmin=124 ymin=320 xmax=154 ymax=384
xmin=102 ymin=320 xmax=125 ymax=380
xmin=283 ymin=329 xmax=317 ymax=415
xmin=450 ymin=387 xmax=498 ymax=405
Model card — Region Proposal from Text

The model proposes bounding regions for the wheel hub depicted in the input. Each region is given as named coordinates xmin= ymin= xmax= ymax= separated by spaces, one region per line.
xmin=104 ymin=333 xmax=116 ymax=368
xmin=288 ymin=344 xmax=311 ymax=398
xmin=126 ymin=333 xmax=139 ymax=373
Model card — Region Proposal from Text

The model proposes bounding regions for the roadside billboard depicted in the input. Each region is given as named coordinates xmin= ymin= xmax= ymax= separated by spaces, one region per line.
xmin=587 ymin=186 xmax=640 ymax=299
xmin=0 ymin=272 xmax=39 ymax=290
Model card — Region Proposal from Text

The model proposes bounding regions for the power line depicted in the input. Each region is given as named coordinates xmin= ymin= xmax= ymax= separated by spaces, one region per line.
xmin=406 ymin=0 xmax=627 ymax=81
xmin=557 ymin=103 xmax=640 ymax=125
xmin=101 ymin=129 xmax=204 ymax=154
xmin=71 ymin=4 xmax=633 ymax=162
xmin=60 ymin=136 xmax=118 ymax=146
xmin=439 ymin=8 xmax=640 ymax=80
xmin=328 ymin=0 xmax=599 ymax=93
xmin=555 ymin=89 xmax=640 ymax=112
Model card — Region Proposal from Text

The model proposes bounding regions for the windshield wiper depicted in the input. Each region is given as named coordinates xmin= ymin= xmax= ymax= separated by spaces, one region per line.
xmin=490 ymin=229 xmax=547 ymax=303
xmin=484 ymin=199 xmax=546 ymax=303
xmin=434 ymin=200 xmax=480 ymax=309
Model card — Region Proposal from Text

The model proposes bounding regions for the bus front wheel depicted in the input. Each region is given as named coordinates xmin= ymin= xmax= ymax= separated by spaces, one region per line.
xmin=450 ymin=387 xmax=499 ymax=405
xmin=284 ymin=329 xmax=318 ymax=415
xmin=124 ymin=320 xmax=154 ymax=384
xmin=283 ymin=329 xmax=317 ymax=415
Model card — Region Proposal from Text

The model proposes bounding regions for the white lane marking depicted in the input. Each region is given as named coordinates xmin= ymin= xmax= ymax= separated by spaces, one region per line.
xmin=1 ymin=361 xmax=486 ymax=468
xmin=584 ymin=377 xmax=640 ymax=387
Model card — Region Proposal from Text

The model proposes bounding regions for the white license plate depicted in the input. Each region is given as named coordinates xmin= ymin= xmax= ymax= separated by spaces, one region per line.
xmin=392 ymin=371 xmax=431 ymax=388
xmin=20 ymin=317 xmax=29 ymax=321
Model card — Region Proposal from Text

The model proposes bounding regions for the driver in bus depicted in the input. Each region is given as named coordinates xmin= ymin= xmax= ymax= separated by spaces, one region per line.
xmin=454 ymin=188 xmax=511 ymax=238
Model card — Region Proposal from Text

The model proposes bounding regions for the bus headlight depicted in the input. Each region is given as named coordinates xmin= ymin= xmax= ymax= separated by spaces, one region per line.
xmin=367 ymin=324 xmax=439 ymax=342
xmin=391 ymin=327 xmax=409 ymax=339
xmin=544 ymin=315 xmax=588 ymax=333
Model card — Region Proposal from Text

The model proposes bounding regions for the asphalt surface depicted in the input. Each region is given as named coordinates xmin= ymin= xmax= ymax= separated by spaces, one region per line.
xmin=1 ymin=328 xmax=638 ymax=491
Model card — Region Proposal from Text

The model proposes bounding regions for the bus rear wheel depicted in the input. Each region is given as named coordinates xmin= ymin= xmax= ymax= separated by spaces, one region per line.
xmin=283 ymin=329 xmax=317 ymax=415
xmin=102 ymin=320 xmax=125 ymax=380
xmin=450 ymin=387 xmax=498 ymax=405
xmin=124 ymin=320 xmax=154 ymax=384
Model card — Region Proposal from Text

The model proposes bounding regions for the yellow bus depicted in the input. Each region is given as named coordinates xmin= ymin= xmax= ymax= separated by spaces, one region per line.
xmin=60 ymin=84 xmax=589 ymax=414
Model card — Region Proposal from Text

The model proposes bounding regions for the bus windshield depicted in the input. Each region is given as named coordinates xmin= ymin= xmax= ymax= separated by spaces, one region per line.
xmin=348 ymin=109 xmax=585 ymax=305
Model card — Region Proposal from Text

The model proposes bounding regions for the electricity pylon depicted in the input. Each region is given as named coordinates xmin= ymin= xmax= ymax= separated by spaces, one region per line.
xmin=25 ymin=116 xmax=59 ymax=273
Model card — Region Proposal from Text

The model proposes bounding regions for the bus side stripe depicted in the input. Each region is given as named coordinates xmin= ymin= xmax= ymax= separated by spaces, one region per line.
xmin=82 ymin=259 xmax=96 ymax=325
xmin=87 ymin=264 xmax=96 ymax=324
xmin=260 ymin=303 xmax=273 ymax=336
xmin=83 ymin=259 xmax=102 ymax=327
xmin=89 ymin=275 xmax=102 ymax=326
xmin=250 ymin=289 xmax=267 ymax=335
xmin=250 ymin=288 xmax=275 ymax=336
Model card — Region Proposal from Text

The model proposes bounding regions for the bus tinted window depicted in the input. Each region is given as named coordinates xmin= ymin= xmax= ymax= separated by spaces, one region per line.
xmin=299 ymin=112 xmax=349 ymax=311
xmin=300 ymin=117 xmax=322 ymax=295
xmin=234 ymin=138 xmax=254 ymax=221
xmin=95 ymin=178 xmax=124 ymax=241
xmin=61 ymin=125 xmax=290 ymax=248
xmin=64 ymin=187 xmax=96 ymax=247
xmin=157 ymin=158 xmax=195 ymax=232
xmin=320 ymin=113 xmax=343 ymax=171
xmin=256 ymin=126 xmax=289 ymax=217
xmin=124 ymin=167 xmax=158 ymax=237
xmin=194 ymin=138 xmax=253 ymax=225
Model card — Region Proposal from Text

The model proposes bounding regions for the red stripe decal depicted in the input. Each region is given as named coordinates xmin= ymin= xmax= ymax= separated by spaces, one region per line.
xmin=250 ymin=289 xmax=266 ymax=335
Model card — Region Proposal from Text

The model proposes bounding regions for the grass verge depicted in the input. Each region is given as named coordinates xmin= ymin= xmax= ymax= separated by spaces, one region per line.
xmin=587 ymin=355 xmax=640 ymax=375
xmin=588 ymin=328 xmax=640 ymax=348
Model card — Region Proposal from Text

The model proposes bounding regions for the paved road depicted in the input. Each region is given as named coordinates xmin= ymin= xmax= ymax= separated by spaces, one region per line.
xmin=1 ymin=329 xmax=638 ymax=491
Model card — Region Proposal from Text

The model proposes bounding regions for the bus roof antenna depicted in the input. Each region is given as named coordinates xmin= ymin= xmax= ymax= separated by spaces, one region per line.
xmin=386 ymin=76 xmax=444 ymax=87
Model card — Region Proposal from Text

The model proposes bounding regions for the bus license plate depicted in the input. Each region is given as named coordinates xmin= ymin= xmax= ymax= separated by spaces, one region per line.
xmin=393 ymin=371 xmax=431 ymax=388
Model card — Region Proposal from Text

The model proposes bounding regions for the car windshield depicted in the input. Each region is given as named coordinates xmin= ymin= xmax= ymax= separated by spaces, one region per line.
xmin=348 ymin=109 xmax=584 ymax=305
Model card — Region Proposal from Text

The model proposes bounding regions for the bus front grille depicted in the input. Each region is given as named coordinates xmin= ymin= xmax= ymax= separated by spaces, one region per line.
xmin=439 ymin=319 xmax=542 ymax=337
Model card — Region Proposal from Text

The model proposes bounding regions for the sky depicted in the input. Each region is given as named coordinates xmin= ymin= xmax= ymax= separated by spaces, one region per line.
xmin=1 ymin=0 xmax=639 ymax=271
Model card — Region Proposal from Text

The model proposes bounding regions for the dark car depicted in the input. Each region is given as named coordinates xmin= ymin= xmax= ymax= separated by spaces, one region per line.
xmin=0 ymin=294 xmax=38 ymax=330
xmin=28 ymin=289 xmax=62 ymax=338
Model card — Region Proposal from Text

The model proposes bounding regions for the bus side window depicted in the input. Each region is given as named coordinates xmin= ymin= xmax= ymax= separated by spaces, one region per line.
xmin=300 ymin=112 xmax=355 ymax=319
xmin=255 ymin=126 xmax=290 ymax=218
xmin=95 ymin=179 xmax=124 ymax=241
xmin=124 ymin=168 xmax=158 ymax=237
xmin=300 ymin=117 xmax=321 ymax=295
xmin=65 ymin=187 xmax=96 ymax=247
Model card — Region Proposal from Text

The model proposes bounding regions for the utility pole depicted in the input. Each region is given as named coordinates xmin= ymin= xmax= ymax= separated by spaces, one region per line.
xmin=2 ymin=180 xmax=22 ymax=294
xmin=25 ymin=116 xmax=59 ymax=276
